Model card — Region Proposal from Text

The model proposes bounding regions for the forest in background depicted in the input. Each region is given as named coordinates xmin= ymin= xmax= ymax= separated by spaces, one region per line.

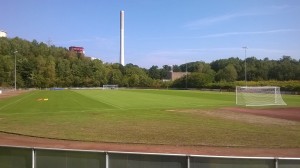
xmin=1 ymin=37 xmax=300 ymax=91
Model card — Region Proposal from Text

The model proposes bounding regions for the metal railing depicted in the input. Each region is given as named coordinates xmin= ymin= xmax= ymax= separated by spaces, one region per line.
xmin=1 ymin=145 xmax=299 ymax=168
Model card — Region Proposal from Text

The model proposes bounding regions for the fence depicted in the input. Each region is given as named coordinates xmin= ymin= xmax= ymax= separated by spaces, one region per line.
xmin=1 ymin=145 xmax=300 ymax=168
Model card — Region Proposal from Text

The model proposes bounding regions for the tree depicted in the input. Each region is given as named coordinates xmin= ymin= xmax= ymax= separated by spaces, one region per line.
xmin=18 ymin=56 xmax=35 ymax=87
xmin=269 ymin=56 xmax=298 ymax=81
xmin=160 ymin=65 xmax=171 ymax=79
xmin=0 ymin=55 xmax=14 ymax=87
xmin=172 ymin=72 xmax=214 ymax=89
xmin=1 ymin=37 xmax=300 ymax=89
xmin=128 ymin=74 xmax=140 ymax=87
xmin=216 ymin=64 xmax=237 ymax=82
xmin=108 ymin=68 xmax=123 ymax=85
xmin=56 ymin=58 xmax=72 ymax=87
xmin=172 ymin=65 xmax=181 ymax=72
xmin=188 ymin=73 xmax=214 ymax=88
xmin=211 ymin=57 xmax=243 ymax=80
xmin=148 ymin=65 xmax=161 ymax=79
xmin=0 ymin=38 xmax=12 ymax=55
xmin=90 ymin=59 xmax=107 ymax=86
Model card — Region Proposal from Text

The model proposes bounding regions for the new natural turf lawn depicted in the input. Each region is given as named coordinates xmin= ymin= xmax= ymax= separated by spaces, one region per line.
xmin=0 ymin=89 xmax=299 ymax=147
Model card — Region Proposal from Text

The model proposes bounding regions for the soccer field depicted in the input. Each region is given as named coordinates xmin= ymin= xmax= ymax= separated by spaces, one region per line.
xmin=0 ymin=89 xmax=300 ymax=147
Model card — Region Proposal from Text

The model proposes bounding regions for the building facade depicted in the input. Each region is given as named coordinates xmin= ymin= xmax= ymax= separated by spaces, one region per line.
xmin=69 ymin=46 xmax=85 ymax=54
xmin=167 ymin=72 xmax=190 ymax=81
xmin=0 ymin=30 xmax=7 ymax=37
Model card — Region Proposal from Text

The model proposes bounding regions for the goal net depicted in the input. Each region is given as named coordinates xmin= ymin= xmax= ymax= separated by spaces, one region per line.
xmin=102 ymin=85 xmax=118 ymax=90
xmin=236 ymin=86 xmax=287 ymax=106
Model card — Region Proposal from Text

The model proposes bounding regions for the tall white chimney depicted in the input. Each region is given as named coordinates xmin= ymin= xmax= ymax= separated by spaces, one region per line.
xmin=120 ymin=10 xmax=125 ymax=66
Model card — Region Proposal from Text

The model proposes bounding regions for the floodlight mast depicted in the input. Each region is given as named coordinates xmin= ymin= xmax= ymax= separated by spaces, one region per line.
xmin=242 ymin=46 xmax=248 ymax=87
xmin=14 ymin=50 xmax=18 ymax=91
xmin=185 ymin=63 xmax=188 ymax=89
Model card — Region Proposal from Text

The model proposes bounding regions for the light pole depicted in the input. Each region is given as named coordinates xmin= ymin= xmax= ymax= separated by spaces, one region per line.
xmin=185 ymin=63 xmax=188 ymax=89
xmin=14 ymin=50 xmax=18 ymax=91
xmin=242 ymin=46 xmax=247 ymax=86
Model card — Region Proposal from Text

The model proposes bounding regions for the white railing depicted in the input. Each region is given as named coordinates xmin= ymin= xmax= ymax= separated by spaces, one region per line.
xmin=0 ymin=145 xmax=299 ymax=168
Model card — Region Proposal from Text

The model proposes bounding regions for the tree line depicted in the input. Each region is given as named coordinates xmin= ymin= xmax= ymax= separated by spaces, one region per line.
xmin=1 ymin=37 xmax=300 ymax=91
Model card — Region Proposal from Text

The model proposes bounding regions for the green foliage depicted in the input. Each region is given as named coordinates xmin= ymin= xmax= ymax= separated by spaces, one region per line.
xmin=215 ymin=64 xmax=238 ymax=82
xmin=206 ymin=80 xmax=300 ymax=92
xmin=0 ymin=37 xmax=300 ymax=90
xmin=0 ymin=37 xmax=156 ymax=88
xmin=171 ymin=72 xmax=214 ymax=88
xmin=148 ymin=65 xmax=161 ymax=79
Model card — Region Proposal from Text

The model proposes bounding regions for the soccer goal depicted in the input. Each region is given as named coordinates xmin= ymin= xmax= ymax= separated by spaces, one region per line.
xmin=102 ymin=85 xmax=118 ymax=90
xmin=236 ymin=86 xmax=287 ymax=106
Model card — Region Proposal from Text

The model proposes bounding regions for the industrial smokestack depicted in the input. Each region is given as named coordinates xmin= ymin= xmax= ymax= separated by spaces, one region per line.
xmin=120 ymin=10 xmax=125 ymax=66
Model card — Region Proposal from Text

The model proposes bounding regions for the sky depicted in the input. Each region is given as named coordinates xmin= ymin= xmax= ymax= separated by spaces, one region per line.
xmin=1 ymin=0 xmax=300 ymax=68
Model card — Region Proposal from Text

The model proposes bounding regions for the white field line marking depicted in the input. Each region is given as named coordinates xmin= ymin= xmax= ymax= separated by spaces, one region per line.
xmin=93 ymin=99 xmax=123 ymax=109
xmin=0 ymin=108 xmax=116 ymax=116
xmin=0 ymin=92 xmax=37 ymax=111
xmin=88 ymin=95 xmax=123 ymax=109
xmin=0 ymin=104 xmax=230 ymax=116
xmin=0 ymin=100 xmax=232 ymax=116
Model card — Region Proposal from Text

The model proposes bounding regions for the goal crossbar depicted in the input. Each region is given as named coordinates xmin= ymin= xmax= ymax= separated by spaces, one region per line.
xmin=102 ymin=85 xmax=118 ymax=90
xmin=236 ymin=86 xmax=287 ymax=106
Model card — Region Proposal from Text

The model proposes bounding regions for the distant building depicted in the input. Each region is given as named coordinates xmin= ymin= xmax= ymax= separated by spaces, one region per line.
xmin=0 ymin=30 xmax=7 ymax=37
xmin=90 ymin=57 xmax=97 ymax=60
xmin=86 ymin=56 xmax=98 ymax=60
xmin=69 ymin=46 xmax=85 ymax=54
xmin=166 ymin=72 xmax=190 ymax=81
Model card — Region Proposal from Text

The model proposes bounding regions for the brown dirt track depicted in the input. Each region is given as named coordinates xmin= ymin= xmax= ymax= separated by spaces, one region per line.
xmin=1 ymin=132 xmax=300 ymax=157
xmin=222 ymin=107 xmax=300 ymax=122
xmin=0 ymin=90 xmax=29 ymax=99
xmin=1 ymin=90 xmax=300 ymax=157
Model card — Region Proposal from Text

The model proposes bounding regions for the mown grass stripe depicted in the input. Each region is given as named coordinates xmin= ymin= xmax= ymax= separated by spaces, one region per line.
xmin=0 ymin=91 xmax=38 ymax=112
xmin=0 ymin=89 xmax=299 ymax=148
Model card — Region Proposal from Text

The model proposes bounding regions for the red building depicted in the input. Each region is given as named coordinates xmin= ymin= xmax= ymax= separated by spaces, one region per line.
xmin=69 ymin=46 xmax=84 ymax=54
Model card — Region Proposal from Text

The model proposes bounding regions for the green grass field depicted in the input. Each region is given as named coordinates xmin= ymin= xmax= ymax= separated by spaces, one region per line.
xmin=0 ymin=89 xmax=300 ymax=147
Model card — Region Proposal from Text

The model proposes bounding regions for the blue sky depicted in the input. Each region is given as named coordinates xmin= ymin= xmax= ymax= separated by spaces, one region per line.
xmin=1 ymin=0 xmax=300 ymax=68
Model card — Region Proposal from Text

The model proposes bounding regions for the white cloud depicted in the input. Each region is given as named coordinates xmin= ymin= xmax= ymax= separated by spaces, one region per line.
xmin=184 ymin=5 xmax=291 ymax=29
xmin=197 ymin=29 xmax=299 ymax=38
xmin=133 ymin=48 xmax=237 ymax=67
xmin=184 ymin=12 xmax=258 ymax=29
xmin=270 ymin=5 xmax=290 ymax=10
xmin=138 ymin=29 xmax=299 ymax=41
xmin=132 ymin=47 xmax=300 ymax=68
xmin=54 ymin=37 xmax=113 ymax=45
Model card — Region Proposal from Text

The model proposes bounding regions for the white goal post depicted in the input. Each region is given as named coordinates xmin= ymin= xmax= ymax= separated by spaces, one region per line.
xmin=236 ymin=86 xmax=287 ymax=106
xmin=102 ymin=85 xmax=118 ymax=90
